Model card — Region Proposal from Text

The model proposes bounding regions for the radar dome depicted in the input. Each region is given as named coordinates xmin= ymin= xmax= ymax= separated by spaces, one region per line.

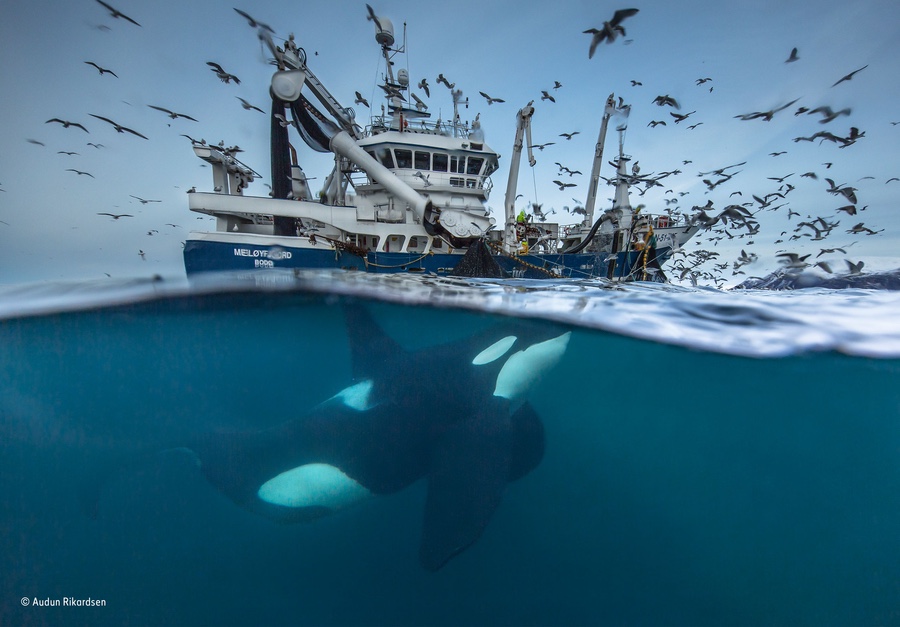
xmin=397 ymin=68 xmax=409 ymax=86
xmin=374 ymin=16 xmax=395 ymax=47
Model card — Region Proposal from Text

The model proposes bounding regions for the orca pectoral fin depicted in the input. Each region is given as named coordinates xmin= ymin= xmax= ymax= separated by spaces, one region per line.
xmin=420 ymin=407 xmax=512 ymax=571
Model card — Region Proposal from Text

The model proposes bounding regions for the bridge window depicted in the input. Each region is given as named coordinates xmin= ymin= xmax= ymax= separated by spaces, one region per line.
xmin=450 ymin=156 xmax=465 ymax=173
xmin=376 ymin=148 xmax=394 ymax=168
xmin=432 ymin=153 xmax=448 ymax=172
xmin=466 ymin=157 xmax=484 ymax=175
xmin=394 ymin=149 xmax=412 ymax=169
xmin=414 ymin=151 xmax=430 ymax=170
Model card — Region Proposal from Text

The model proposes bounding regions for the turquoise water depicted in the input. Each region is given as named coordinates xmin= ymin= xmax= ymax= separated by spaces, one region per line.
xmin=1 ymin=273 xmax=899 ymax=626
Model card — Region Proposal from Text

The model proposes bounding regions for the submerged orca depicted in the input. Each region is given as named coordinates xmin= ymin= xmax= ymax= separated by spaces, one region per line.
xmin=90 ymin=305 xmax=571 ymax=571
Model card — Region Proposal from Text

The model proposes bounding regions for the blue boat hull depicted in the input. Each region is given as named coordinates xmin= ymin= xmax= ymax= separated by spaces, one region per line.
xmin=183 ymin=238 xmax=672 ymax=281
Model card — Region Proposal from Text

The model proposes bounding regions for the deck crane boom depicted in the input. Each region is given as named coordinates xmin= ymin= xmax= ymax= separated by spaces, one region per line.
xmin=502 ymin=102 xmax=537 ymax=252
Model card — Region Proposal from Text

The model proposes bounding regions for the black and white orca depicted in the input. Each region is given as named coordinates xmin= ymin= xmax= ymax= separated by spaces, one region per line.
xmin=91 ymin=305 xmax=571 ymax=571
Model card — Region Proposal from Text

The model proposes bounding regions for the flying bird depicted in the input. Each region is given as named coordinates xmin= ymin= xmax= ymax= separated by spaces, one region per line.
xmin=417 ymin=79 xmax=430 ymax=98
xmin=84 ymin=61 xmax=117 ymax=77
xmin=207 ymin=62 xmax=240 ymax=84
xmin=479 ymin=91 xmax=505 ymax=105
xmin=652 ymin=94 xmax=679 ymax=108
xmin=130 ymin=195 xmax=161 ymax=204
xmin=540 ymin=91 xmax=556 ymax=103
xmin=233 ymin=8 xmax=275 ymax=34
xmin=354 ymin=91 xmax=370 ymax=108
xmin=66 ymin=169 xmax=94 ymax=178
xmin=436 ymin=73 xmax=454 ymax=89
xmin=147 ymin=105 xmax=198 ymax=122
xmin=559 ymin=131 xmax=580 ymax=140
xmin=236 ymin=97 xmax=264 ymax=113
xmin=88 ymin=114 xmax=148 ymax=139
xmin=583 ymin=8 xmax=639 ymax=58
xmin=785 ymin=47 xmax=799 ymax=63
xmin=46 ymin=118 xmax=89 ymax=132
xmin=365 ymin=4 xmax=383 ymax=34
xmin=97 ymin=212 xmax=133 ymax=219
xmin=832 ymin=65 xmax=868 ymax=87
xmin=57 ymin=151 xmax=80 ymax=156
xmin=734 ymin=98 xmax=799 ymax=121
xmin=94 ymin=0 xmax=141 ymax=26
xmin=807 ymin=105 xmax=851 ymax=124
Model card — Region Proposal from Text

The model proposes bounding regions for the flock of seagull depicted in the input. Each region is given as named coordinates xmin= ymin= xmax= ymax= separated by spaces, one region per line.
xmin=5 ymin=3 xmax=895 ymax=285
xmin=11 ymin=0 xmax=276 ymax=261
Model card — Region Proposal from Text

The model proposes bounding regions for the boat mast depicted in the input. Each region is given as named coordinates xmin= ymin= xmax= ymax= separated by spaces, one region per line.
xmin=582 ymin=94 xmax=618 ymax=230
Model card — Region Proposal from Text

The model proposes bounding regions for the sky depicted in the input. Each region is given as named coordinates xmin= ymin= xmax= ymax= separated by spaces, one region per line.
xmin=1 ymin=0 xmax=898 ymax=285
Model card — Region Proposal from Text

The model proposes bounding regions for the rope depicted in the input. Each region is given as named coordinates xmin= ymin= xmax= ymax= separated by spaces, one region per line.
xmin=486 ymin=240 xmax=563 ymax=278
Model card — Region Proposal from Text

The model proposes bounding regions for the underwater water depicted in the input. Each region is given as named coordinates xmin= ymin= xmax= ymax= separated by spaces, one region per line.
xmin=1 ymin=271 xmax=898 ymax=626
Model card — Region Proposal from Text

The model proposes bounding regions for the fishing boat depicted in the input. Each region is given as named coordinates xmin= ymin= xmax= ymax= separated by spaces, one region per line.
xmin=182 ymin=8 xmax=700 ymax=281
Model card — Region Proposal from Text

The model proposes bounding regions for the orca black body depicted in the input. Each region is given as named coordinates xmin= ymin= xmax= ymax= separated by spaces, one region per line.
xmin=92 ymin=305 xmax=571 ymax=571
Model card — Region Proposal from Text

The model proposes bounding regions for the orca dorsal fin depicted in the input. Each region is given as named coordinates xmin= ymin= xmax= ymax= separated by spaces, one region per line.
xmin=343 ymin=303 xmax=407 ymax=382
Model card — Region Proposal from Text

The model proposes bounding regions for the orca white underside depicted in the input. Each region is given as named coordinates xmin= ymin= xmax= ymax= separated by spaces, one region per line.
xmin=257 ymin=463 xmax=372 ymax=510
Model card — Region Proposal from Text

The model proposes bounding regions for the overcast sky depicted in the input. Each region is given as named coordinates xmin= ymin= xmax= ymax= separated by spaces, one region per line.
xmin=1 ymin=0 xmax=898 ymax=285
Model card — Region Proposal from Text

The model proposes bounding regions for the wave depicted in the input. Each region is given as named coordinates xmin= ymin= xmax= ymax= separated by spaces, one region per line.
xmin=2 ymin=270 xmax=900 ymax=359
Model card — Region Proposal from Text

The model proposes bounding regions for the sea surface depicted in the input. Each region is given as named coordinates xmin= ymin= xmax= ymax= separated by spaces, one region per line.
xmin=1 ymin=270 xmax=898 ymax=627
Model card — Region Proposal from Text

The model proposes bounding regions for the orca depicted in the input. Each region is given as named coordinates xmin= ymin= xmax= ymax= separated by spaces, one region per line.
xmin=89 ymin=305 xmax=571 ymax=571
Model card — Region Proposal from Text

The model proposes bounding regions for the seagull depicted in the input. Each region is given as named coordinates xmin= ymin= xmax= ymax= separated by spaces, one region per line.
xmin=734 ymin=98 xmax=799 ymax=122
xmin=785 ymin=47 xmax=799 ymax=63
xmin=236 ymin=97 xmax=264 ymax=113
xmin=695 ymin=77 xmax=712 ymax=86
xmin=354 ymin=91 xmax=370 ymax=108
xmin=479 ymin=91 xmax=505 ymax=105
xmin=832 ymin=65 xmax=868 ymax=87
xmin=807 ymin=105 xmax=851 ymax=124
xmin=97 ymin=212 xmax=133 ymax=219
xmin=27 ymin=139 xmax=46 ymax=146
xmin=147 ymin=105 xmax=198 ymax=122
xmin=436 ymin=73 xmax=454 ymax=89
xmin=670 ymin=110 xmax=696 ymax=123
xmin=130 ymin=195 xmax=161 ymax=204
xmin=57 ymin=151 xmax=80 ymax=156
xmin=553 ymin=81 xmax=563 ymax=90
xmin=207 ymin=62 xmax=240 ymax=84
xmin=365 ymin=4 xmax=383 ymax=33
xmin=46 ymin=118 xmax=89 ymax=132
xmin=233 ymin=8 xmax=275 ymax=34
xmin=66 ymin=169 xmax=94 ymax=178
xmin=94 ymin=0 xmax=140 ymax=26
xmin=273 ymin=114 xmax=293 ymax=127
xmin=630 ymin=80 xmax=642 ymax=86
xmin=540 ymin=91 xmax=556 ymax=103
xmin=89 ymin=114 xmax=148 ymax=139
xmin=647 ymin=120 xmax=666 ymax=127
xmin=825 ymin=178 xmax=858 ymax=204
xmin=413 ymin=171 xmax=433 ymax=187
xmin=552 ymin=180 xmax=577 ymax=190
xmin=559 ymin=131 xmax=580 ymax=140
xmin=84 ymin=61 xmax=117 ymax=77
xmin=652 ymin=94 xmax=679 ymax=108
xmin=584 ymin=8 xmax=639 ymax=58
xmin=87 ymin=142 xmax=104 ymax=148
xmin=417 ymin=79 xmax=430 ymax=98
xmin=530 ymin=142 xmax=555 ymax=151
